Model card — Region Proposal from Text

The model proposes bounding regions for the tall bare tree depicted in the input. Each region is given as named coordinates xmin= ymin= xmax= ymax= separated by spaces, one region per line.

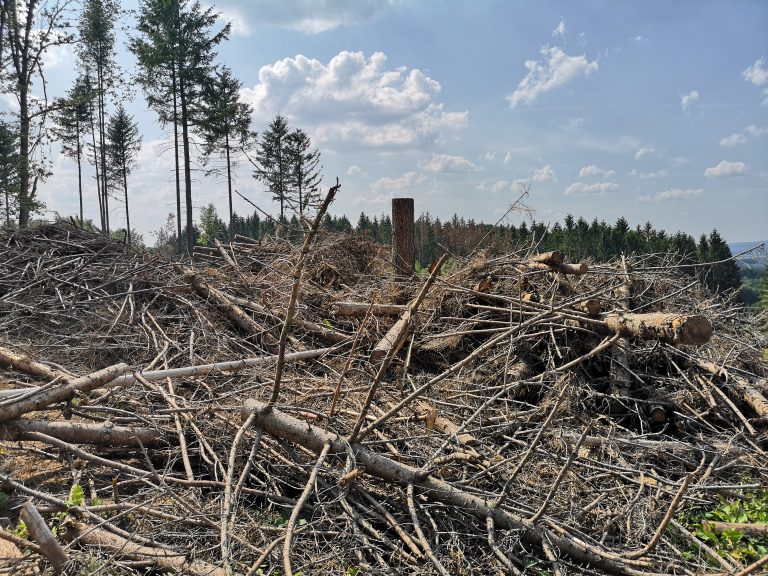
xmin=0 ymin=0 xmax=75 ymax=227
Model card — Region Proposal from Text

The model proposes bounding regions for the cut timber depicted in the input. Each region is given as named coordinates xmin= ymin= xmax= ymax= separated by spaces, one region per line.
xmin=63 ymin=520 xmax=226 ymax=576
xmin=20 ymin=501 xmax=70 ymax=573
xmin=0 ymin=418 xmax=164 ymax=446
xmin=0 ymin=348 xmax=332 ymax=398
xmin=332 ymin=302 xmax=407 ymax=317
xmin=416 ymin=401 xmax=477 ymax=445
xmin=241 ymin=400 xmax=655 ymax=576
xmin=392 ymin=198 xmax=415 ymax=277
xmin=526 ymin=261 xmax=588 ymax=275
xmin=599 ymin=313 xmax=712 ymax=346
xmin=702 ymin=521 xmax=768 ymax=538
xmin=370 ymin=254 xmax=446 ymax=365
xmin=527 ymin=250 xmax=563 ymax=265
xmin=694 ymin=359 xmax=768 ymax=418
xmin=175 ymin=264 xmax=277 ymax=347
xmin=0 ymin=363 xmax=128 ymax=423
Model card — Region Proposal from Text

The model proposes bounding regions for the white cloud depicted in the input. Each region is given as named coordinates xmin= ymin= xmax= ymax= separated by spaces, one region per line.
xmin=680 ymin=90 xmax=699 ymax=114
xmin=634 ymin=146 xmax=656 ymax=159
xmin=704 ymin=160 xmax=748 ymax=178
xmin=0 ymin=93 xmax=19 ymax=112
xmin=743 ymin=58 xmax=768 ymax=86
xmin=532 ymin=164 xmax=557 ymax=182
xmin=370 ymin=171 xmax=426 ymax=194
xmin=347 ymin=165 xmax=362 ymax=176
xmin=637 ymin=188 xmax=703 ymax=202
xmin=719 ymin=133 xmax=747 ymax=147
xmin=563 ymin=182 xmax=619 ymax=196
xmin=506 ymin=46 xmax=598 ymax=108
xmin=721 ymin=124 xmax=768 ymax=147
xmin=629 ymin=168 xmax=669 ymax=179
xmin=241 ymin=0 xmax=392 ymax=34
xmin=242 ymin=51 xmax=468 ymax=150
xmin=503 ymin=152 xmax=513 ymax=164
xmin=478 ymin=179 xmax=511 ymax=194
xmin=218 ymin=6 xmax=251 ymax=36
xmin=552 ymin=21 xmax=566 ymax=38
xmin=420 ymin=154 xmax=478 ymax=173
xmin=579 ymin=164 xmax=615 ymax=178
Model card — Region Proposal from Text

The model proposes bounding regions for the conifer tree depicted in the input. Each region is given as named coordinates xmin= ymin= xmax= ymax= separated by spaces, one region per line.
xmin=106 ymin=105 xmax=141 ymax=246
xmin=254 ymin=114 xmax=291 ymax=221
xmin=0 ymin=120 xmax=19 ymax=228
xmin=132 ymin=0 xmax=230 ymax=254
xmin=285 ymin=128 xmax=321 ymax=217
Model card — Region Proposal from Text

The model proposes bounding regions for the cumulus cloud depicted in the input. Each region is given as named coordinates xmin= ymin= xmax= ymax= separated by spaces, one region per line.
xmin=552 ymin=21 xmax=566 ymax=38
xmin=704 ymin=160 xmax=748 ymax=178
xmin=579 ymin=164 xmax=615 ymax=178
xmin=218 ymin=6 xmax=251 ymax=36
xmin=680 ymin=90 xmax=699 ymax=114
xmin=236 ymin=0 xmax=391 ymax=34
xmin=634 ymin=146 xmax=656 ymax=159
xmin=242 ymin=51 xmax=468 ymax=150
xmin=563 ymin=182 xmax=619 ymax=196
xmin=506 ymin=46 xmax=598 ymax=108
xmin=720 ymin=124 xmax=768 ymax=147
xmin=370 ymin=171 xmax=427 ymax=194
xmin=420 ymin=154 xmax=478 ymax=173
xmin=532 ymin=164 xmax=557 ymax=182
xmin=347 ymin=165 xmax=362 ymax=176
xmin=743 ymin=58 xmax=768 ymax=86
xmin=637 ymin=188 xmax=703 ymax=202
xmin=477 ymin=179 xmax=511 ymax=194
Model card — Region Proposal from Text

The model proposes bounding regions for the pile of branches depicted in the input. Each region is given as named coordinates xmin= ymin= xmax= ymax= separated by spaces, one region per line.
xmin=0 ymin=214 xmax=767 ymax=575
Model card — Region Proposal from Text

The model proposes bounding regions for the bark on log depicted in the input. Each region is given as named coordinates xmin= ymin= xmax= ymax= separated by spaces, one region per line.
xmin=0 ymin=363 xmax=128 ymax=423
xmin=525 ymin=261 xmax=589 ymax=275
xmin=702 ymin=520 xmax=768 ymax=537
xmin=527 ymin=251 xmax=563 ymax=265
xmin=0 ymin=345 xmax=66 ymax=380
xmin=63 ymin=520 xmax=227 ymax=576
xmin=332 ymin=302 xmax=407 ymax=317
xmin=0 ymin=348 xmax=332 ymax=398
xmin=20 ymin=501 xmax=70 ymax=573
xmin=175 ymin=264 xmax=277 ymax=347
xmin=599 ymin=313 xmax=712 ymax=346
xmin=392 ymin=198 xmax=415 ymax=277
xmin=694 ymin=360 xmax=768 ymax=418
xmin=0 ymin=418 xmax=164 ymax=446
xmin=241 ymin=400 xmax=655 ymax=576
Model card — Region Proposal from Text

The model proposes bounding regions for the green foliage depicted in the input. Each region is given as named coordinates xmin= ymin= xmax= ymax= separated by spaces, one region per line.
xmin=197 ymin=203 xmax=226 ymax=246
xmin=0 ymin=120 xmax=20 ymax=228
xmin=69 ymin=483 xmax=85 ymax=507
xmin=682 ymin=490 xmax=768 ymax=563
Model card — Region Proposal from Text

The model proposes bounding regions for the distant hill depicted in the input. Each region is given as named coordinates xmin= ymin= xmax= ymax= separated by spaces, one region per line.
xmin=729 ymin=240 xmax=767 ymax=269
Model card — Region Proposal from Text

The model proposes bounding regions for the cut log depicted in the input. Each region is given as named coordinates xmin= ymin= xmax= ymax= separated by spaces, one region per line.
xmin=702 ymin=520 xmax=768 ymax=537
xmin=525 ymin=261 xmax=588 ymax=275
xmin=20 ymin=501 xmax=70 ymax=573
xmin=599 ymin=313 xmax=712 ymax=346
xmin=527 ymin=251 xmax=563 ymax=265
xmin=63 ymin=520 xmax=226 ymax=576
xmin=175 ymin=264 xmax=277 ymax=347
xmin=241 ymin=400 xmax=655 ymax=576
xmin=0 ymin=363 xmax=128 ymax=423
xmin=0 ymin=418 xmax=164 ymax=446
xmin=694 ymin=359 xmax=768 ymax=418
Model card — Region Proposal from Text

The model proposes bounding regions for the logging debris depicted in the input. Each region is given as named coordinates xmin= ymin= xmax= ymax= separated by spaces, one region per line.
xmin=0 ymin=222 xmax=766 ymax=575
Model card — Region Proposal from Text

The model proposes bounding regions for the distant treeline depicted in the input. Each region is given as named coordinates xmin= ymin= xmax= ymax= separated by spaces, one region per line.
xmin=165 ymin=206 xmax=744 ymax=297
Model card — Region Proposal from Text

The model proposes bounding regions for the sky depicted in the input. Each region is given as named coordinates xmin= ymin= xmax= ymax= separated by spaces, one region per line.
xmin=6 ymin=0 xmax=768 ymax=244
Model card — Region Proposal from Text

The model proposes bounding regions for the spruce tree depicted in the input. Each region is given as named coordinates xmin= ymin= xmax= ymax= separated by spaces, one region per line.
xmin=285 ymin=128 xmax=322 ymax=217
xmin=106 ymin=105 xmax=141 ymax=246
xmin=254 ymin=114 xmax=291 ymax=221
xmin=0 ymin=120 xmax=19 ymax=228
xmin=132 ymin=0 xmax=230 ymax=254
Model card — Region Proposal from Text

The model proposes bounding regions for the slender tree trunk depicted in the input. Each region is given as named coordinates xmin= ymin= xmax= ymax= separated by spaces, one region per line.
xmin=89 ymin=108 xmax=103 ymax=230
xmin=225 ymin=131 xmax=232 ymax=238
xmin=171 ymin=63 xmax=182 ymax=254
xmin=97 ymin=65 xmax=109 ymax=235
xmin=75 ymin=120 xmax=83 ymax=225
xmin=178 ymin=75 xmax=194 ymax=255
xmin=122 ymin=160 xmax=130 ymax=246
xmin=17 ymin=86 xmax=31 ymax=228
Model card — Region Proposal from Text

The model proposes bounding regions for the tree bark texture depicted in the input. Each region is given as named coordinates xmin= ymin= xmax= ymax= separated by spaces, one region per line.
xmin=392 ymin=198 xmax=415 ymax=277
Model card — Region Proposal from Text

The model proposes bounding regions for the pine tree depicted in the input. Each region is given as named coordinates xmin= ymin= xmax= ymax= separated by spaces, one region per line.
xmin=132 ymin=0 xmax=230 ymax=254
xmin=254 ymin=114 xmax=291 ymax=220
xmin=106 ymin=105 xmax=141 ymax=246
xmin=51 ymin=77 xmax=91 ymax=225
xmin=199 ymin=66 xmax=253 ymax=236
xmin=285 ymin=128 xmax=322 ymax=217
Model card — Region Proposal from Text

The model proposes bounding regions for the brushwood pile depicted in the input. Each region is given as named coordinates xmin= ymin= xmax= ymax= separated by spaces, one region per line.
xmin=0 ymin=222 xmax=767 ymax=575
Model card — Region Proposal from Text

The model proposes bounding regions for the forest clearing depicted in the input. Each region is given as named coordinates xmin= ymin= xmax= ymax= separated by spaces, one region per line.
xmin=1 ymin=185 xmax=767 ymax=575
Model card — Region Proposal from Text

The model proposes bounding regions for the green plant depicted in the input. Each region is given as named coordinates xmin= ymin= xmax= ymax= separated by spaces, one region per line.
xmin=681 ymin=490 xmax=768 ymax=563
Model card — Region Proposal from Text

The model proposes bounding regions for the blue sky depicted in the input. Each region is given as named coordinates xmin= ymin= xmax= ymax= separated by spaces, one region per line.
xmin=10 ymin=0 xmax=768 ymax=242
